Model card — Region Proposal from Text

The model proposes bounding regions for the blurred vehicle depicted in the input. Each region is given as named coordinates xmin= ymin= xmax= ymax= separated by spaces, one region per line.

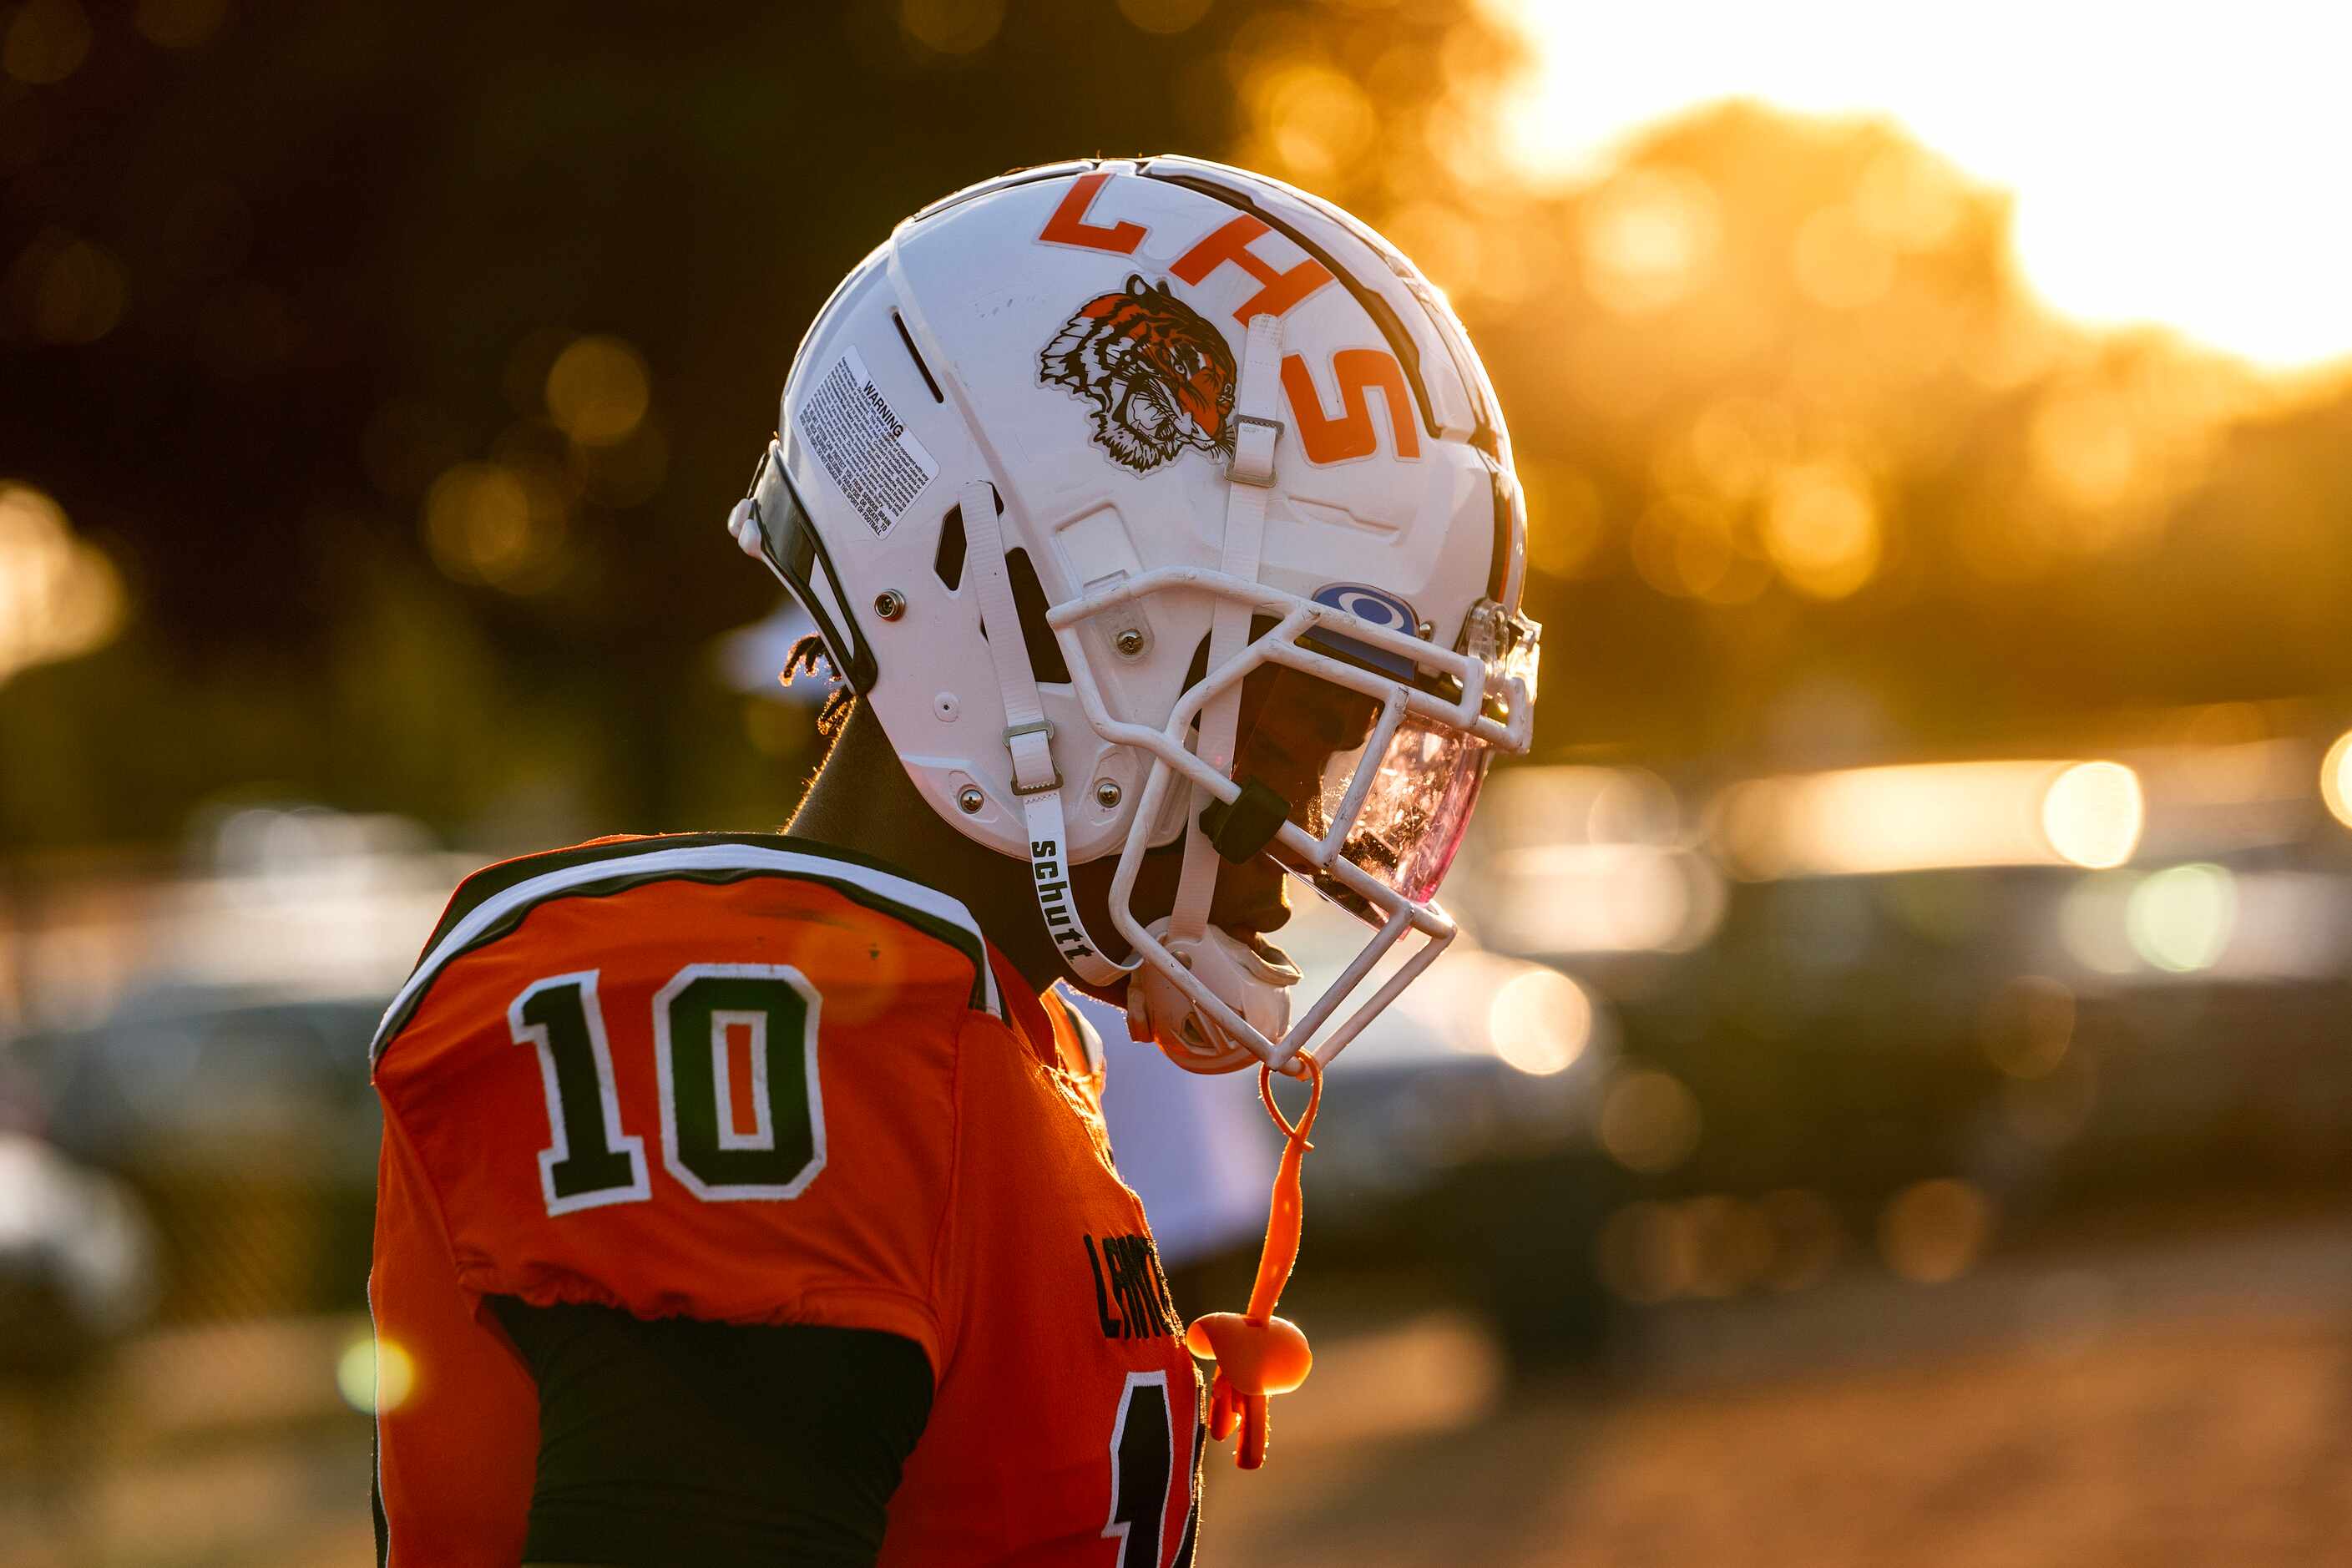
xmin=0 ymin=1130 xmax=157 ymax=1376
xmin=11 ymin=985 xmax=384 ymax=1324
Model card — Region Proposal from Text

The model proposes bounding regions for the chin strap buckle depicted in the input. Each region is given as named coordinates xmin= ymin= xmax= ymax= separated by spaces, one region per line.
xmin=1004 ymin=718 xmax=1062 ymax=797
xmin=1230 ymin=413 xmax=1282 ymax=488
xmin=1197 ymin=777 xmax=1290 ymax=864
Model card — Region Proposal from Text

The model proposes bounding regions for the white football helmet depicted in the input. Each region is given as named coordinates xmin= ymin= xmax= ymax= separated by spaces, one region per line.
xmin=727 ymin=155 xmax=1539 ymax=1075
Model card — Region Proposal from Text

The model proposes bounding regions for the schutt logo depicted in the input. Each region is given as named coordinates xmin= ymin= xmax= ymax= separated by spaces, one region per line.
xmin=1039 ymin=274 xmax=1236 ymax=475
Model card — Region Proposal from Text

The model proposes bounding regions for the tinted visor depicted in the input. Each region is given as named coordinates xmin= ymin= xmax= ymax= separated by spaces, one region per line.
xmin=1227 ymin=656 xmax=1491 ymax=920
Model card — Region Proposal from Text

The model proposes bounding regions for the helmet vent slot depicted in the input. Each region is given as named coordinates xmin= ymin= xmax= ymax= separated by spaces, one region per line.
xmin=891 ymin=311 xmax=945 ymax=404
xmin=933 ymin=504 xmax=967 ymax=591
xmin=1003 ymin=547 xmax=1071 ymax=685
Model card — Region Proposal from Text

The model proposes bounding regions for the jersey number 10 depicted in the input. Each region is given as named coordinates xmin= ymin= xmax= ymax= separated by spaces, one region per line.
xmin=508 ymin=964 xmax=826 ymax=1215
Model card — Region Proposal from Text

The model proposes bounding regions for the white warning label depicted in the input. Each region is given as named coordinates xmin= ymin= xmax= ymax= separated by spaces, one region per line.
xmin=797 ymin=346 xmax=938 ymax=537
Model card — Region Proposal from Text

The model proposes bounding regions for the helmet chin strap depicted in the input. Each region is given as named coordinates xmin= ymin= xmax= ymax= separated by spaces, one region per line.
xmin=961 ymin=310 xmax=1285 ymax=1009
xmin=1169 ymin=311 xmax=1285 ymax=952
xmin=1130 ymin=312 xmax=1290 ymax=1066
xmin=960 ymin=477 xmax=1133 ymax=989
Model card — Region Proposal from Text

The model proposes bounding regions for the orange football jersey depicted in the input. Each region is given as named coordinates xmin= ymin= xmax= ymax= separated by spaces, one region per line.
xmin=369 ymin=832 xmax=1203 ymax=1565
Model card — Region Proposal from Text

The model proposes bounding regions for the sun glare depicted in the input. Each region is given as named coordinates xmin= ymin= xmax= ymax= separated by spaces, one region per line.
xmin=1484 ymin=0 xmax=2352 ymax=370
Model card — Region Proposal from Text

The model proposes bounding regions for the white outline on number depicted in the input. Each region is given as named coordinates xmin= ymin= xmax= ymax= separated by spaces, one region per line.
xmin=709 ymin=1009 xmax=774 ymax=1151
xmin=653 ymin=963 xmax=827 ymax=1201
xmin=508 ymin=970 xmax=650 ymax=1216
xmin=1102 ymin=1369 xmax=1174 ymax=1568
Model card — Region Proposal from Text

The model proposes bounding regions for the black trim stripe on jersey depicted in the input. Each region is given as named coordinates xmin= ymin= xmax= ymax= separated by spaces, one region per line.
xmin=372 ymin=835 xmax=1001 ymax=1063
xmin=412 ymin=832 xmax=940 ymax=957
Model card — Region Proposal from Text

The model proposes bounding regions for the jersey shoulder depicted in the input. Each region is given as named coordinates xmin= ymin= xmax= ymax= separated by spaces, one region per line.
xmin=368 ymin=832 xmax=1004 ymax=1364
xmin=371 ymin=830 xmax=1001 ymax=1063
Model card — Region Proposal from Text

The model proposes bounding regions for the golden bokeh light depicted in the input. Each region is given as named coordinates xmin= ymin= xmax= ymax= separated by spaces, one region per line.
xmin=1517 ymin=461 xmax=1604 ymax=579
xmin=1115 ymin=0 xmax=1213 ymax=33
xmin=3 ymin=0 xmax=90 ymax=84
xmin=544 ymin=336 xmax=650 ymax=448
xmin=1686 ymin=397 xmax=1796 ymax=503
xmin=1761 ymin=461 xmax=1879 ymax=599
xmin=1852 ymin=144 xmax=1967 ymax=250
xmin=1485 ymin=967 xmax=1591 ymax=1076
xmin=1878 ymin=1176 xmax=1992 ymax=1284
xmin=1598 ymin=1068 xmax=1701 ymax=1173
xmin=1791 ymin=205 xmax=1894 ymax=310
xmin=1598 ymin=1193 xmax=1831 ymax=1303
xmin=1380 ymin=200 xmax=1487 ymax=301
xmin=1580 ymin=167 xmax=1720 ymax=316
xmin=13 ymin=232 xmax=128 ymax=345
xmin=2031 ymin=389 xmax=2140 ymax=513
xmin=134 ymin=0 xmax=228 ymax=49
xmin=337 ymin=1334 xmax=415 ymax=1415
xmin=897 ymin=0 xmax=1003 ymax=55
xmin=2319 ymin=731 xmax=2352 ymax=829
xmin=423 ymin=462 xmax=568 ymax=591
xmin=1979 ymin=974 xmax=2074 ymax=1080
xmin=0 ymin=483 xmax=126 ymax=687
xmin=2040 ymin=760 xmax=2143 ymax=869
xmin=1259 ymin=63 xmax=1375 ymax=185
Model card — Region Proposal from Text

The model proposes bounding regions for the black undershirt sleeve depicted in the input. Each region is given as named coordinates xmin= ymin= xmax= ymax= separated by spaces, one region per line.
xmin=485 ymin=1297 xmax=933 ymax=1568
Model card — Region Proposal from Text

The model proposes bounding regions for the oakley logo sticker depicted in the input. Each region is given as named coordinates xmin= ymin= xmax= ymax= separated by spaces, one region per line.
xmin=1309 ymin=584 xmax=1420 ymax=679
xmin=1039 ymin=275 xmax=1236 ymax=475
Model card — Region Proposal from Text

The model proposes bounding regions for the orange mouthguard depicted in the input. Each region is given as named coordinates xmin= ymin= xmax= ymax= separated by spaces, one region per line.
xmin=1185 ymin=1055 xmax=1321 ymax=1470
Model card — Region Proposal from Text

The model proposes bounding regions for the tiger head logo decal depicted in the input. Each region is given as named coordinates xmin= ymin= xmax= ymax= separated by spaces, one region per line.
xmin=1039 ymin=275 xmax=1237 ymax=474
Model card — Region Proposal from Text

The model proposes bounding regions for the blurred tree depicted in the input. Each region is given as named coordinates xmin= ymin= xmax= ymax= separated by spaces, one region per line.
xmin=4 ymin=0 xmax=2351 ymax=857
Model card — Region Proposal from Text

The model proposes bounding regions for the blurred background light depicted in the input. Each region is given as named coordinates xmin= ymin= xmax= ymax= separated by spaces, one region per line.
xmin=1482 ymin=0 xmax=2352 ymax=368
xmin=2040 ymin=761 xmax=2144 ymax=869
xmin=10 ymin=230 xmax=128 ymax=344
xmin=0 ymin=483 xmax=124 ymax=689
xmin=897 ymin=0 xmax=1004 ymax=56
xmin=1717 ymin=761 xmax=2143 ymax=879
xmin=543 ymin=335 xmax=650 ymax=448
xmin=3 ymin=0 xmax=90 ymax=85
xmin=1598 ymin=1067 xmax=1701 ymax=1173
xmin=1878 ymin=1177 xmax=1993 ymax=1284
xmin=422 ymin=461 xmax=569 ymax=592
xmin=2124 ymin=862 xmax=2238 ymax=974
xmin=1978 ymin=975 xmax=2074 ymax=1080
xmin=336 ymin=1334 xmax=412 ymax=1416
xmin=2319 ymin=731 xmax=2352 ymax=829
xmin=1115 ymin=0 xmax=1213 ymax=35
xmin=1485 ymin=968 xmax=1591 ymax=1076
xmin=133 ymin=0 xmax=230 ymax=50
xmin=1579 ymin=167 xmax=1721 ymax=316
xmin=1761 ymin=460 xmax=1880 ymax=599
xmin=1459 ymin=767 xmax=1727 ymax=954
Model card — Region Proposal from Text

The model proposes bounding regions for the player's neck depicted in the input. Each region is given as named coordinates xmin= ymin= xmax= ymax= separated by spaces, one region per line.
xmin=783 ymin=706 xmax=1069 ymax=998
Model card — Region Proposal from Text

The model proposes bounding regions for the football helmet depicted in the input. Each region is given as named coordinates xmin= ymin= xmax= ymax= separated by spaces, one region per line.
xmin=727 ymin=156 xmax=1539 ymax=1075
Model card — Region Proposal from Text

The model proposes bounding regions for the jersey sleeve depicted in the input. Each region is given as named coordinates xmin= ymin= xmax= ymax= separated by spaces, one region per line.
xmin=372 ymin=847 xmax=994 ymax=1378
